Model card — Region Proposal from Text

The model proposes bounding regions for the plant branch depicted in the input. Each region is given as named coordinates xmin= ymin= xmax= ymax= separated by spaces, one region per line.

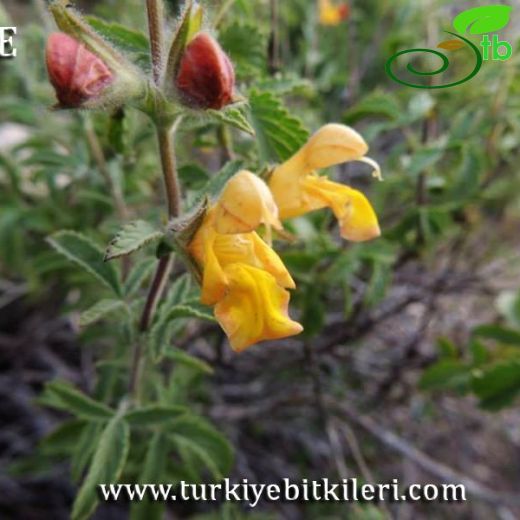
xmin=331 ymin=399 xmax=520 ymax=508
xmin=83 ymin=114 xmax=129 ymax=222
xmin=156 ymin=126 xmax=182 ymax=218
xmin=146 ymin=0 xmax=165 ymax=85
xmin=139 ymin=255 xmax=173 ymax=333
xmin=129 ymin=0 xmax=182 ymax=400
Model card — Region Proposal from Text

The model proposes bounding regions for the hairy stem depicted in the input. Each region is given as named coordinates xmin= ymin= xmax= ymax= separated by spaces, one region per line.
xmin=139 ymin=255 xmax=174 ymax=333
xmin=130 ymin=0 xmax=182 ymax=400
xmin=129 ymin=255 xmax=173 ymax=397
xmin=146 ymin=0 xmax=165 ymax=85
xmin=157 ymin=126 xmax=182 ymax=218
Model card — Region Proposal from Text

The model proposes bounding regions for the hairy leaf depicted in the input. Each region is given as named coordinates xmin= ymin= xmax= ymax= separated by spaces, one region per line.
xmin=125 ymin=405 xmax=187 ymax=426
xmin=105 ymin=220 xmax=164 ymax=261
xmin=72 ymin=415 xmax=130 ymax=520
xmin=249 ymin=90 xmax=309 ymax=162
xmin=80 ymin=299 xmax=129 ymax=327
xmin=130 ymin=433 xmax=168 ymax=520
xmin=42 ymin=380 xmax=114 ymax=421
xmin=219 ymin=21 xmax=266 ymax=78
xmin=169 ymin=415 xmax=233 ymax=480
xmin=124 ymin=258 xmax=157 ymax=297
xmin=207 ymin=106 xmax=255 ymax=136
xmin=47 ymin=231 xmax=122 ymax=296
xmin=164 ymin=348 xmax=214 ymax=375
xmin=86 ymin=16 xmax=150 ymax=66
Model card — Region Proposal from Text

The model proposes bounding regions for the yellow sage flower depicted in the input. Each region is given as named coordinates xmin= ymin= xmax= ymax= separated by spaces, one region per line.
xmin=319 ymin=0 xmax=350 ymax=27
xmin=268 ymin=124 xmax=381 ymax=242
xmin=188 ymin=172 xmax=302 ymax=352
xmin=189 ymin=207 xmax=295 ymax=306
xmin=214 ymin=263 xmax=303 ymax=353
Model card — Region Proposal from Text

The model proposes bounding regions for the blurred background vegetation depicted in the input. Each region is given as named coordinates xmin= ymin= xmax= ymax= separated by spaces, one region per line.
xmin=1 ymin=0 xmax=520 ymax=519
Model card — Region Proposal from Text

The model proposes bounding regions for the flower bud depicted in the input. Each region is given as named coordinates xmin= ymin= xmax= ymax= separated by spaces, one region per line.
xmin=214 ymin=171 xmax=282 ymax=235
xmin=46 ymin=32 xmax=113 ymax=108
xmin=175 ymin=32 xmax=235 ymax=110
xmin=47 ymin=1 xmax=145 ymax=110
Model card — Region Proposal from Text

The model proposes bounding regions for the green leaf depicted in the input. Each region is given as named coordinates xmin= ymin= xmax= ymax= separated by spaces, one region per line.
xmin=86 ymin=16 xmax=150 ymax=65
xmin=470 ymin=339 xmax=489 ymax=366
xmin=47 ymin=231 xmax=122 ymax=296
xmin=71 ymin=423 xmax=104 ymax=482
xmin=473 ymin=325 xmax=520 ymax=346
xmin=249 ymin=90 xmax=309 ymax=162
xmin=130 ymin=433 xmax=168 ymax=520
xmin=186 ymin=3 xmax=204 ymax=42
xmin=169 ymin=415 xmax=233 ymax=480
xmin=149 ymin=302 xmax=216 ymax=362
xmin=42 ymin=380 xmax=114 ymax=421
xmin=437 ymin=338 xmax=458 ymax=358
xmin=178 ymin=163 xmax=210 ymax=190
xmin=364 ymin=259 xmax=392 ymax=307
xmin=105 ymin=220 xmax=164 ymax=261
xmin=72 ymin=415 xmax=130 ymax=520
xmin=80 ymin=299 xmax=129 ymax=328
xmin=39 ymin=419 xmax=86 ymax=456
xmin=125 ymin=405 xmax=187 ymax=426
xmin=420 ymin=360 xmax=471 ymax=391
xmin=472 ymin=361 xmax=520 ymax=410
xmin=207 ymin=106 xmax=256 ymax=136
xmin=164 ymin=348 xmax=214 ymax=375
xmin=255 ymin=75 xmax=314 ymax=97
xmin=159 ymin=273 xmax=193 ymax=319
xmin=219 ymin=22 xmax=266 ymax=78
xmin=149 ymin=317 xmax=185 ymax=363
xmin=124 ymin=258 xmax=157 ymax=297
xmin=164 ymin=302 xmax=216 ymax=323
xmin=453 ymin=6 xmax=512 ymax=35
xmin=447 ymin=145 xmax=483 ymax=203
xmin=149 ymin=275 xmax=199 ymax=362
xmin=301 ymin=284 xmax=325 ymax=338
xmin=408 ymin=147 xmax=445 ymax=177
xmin=165 ymin=0 xmax=198 ymax=81
xmin=345 ymin=91 xmax=402 ymax=122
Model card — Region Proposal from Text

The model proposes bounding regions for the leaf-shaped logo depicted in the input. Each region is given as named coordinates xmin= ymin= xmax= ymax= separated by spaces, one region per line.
xmin=453 ymin=5 xmax=512 ymax=35
xmin=437 ymin=39 xmax=465 ymax=51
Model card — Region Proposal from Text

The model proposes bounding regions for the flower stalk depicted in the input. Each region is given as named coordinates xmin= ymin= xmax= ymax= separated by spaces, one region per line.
xmin=130 ymin=0 xmax=182 ymax=399
xmin=146 ymin=0 xmax=165 ymax=85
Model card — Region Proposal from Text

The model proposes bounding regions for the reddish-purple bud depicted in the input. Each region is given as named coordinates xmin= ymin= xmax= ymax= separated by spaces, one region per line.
xmin=46 ymin=32 xmax=114 ymax=108
xmin=175 ymin=32 xmax=235 ymax=110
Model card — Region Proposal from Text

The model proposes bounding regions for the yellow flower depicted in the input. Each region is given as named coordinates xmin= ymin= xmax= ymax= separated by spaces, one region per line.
xmin=188 ymin=172 xmax=302 ymax=351
xmin=214 ymin=264 xmax=303 ymax=352
xmin=189 ymin=207 xmax=295 ymax=305
xmin=319 ymin=0 xmax=350 ymax=27
xmin=214 ymin=170 xmax=282 ymax=237
xmin=268 ymin=124 xmax=382 ymax=242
